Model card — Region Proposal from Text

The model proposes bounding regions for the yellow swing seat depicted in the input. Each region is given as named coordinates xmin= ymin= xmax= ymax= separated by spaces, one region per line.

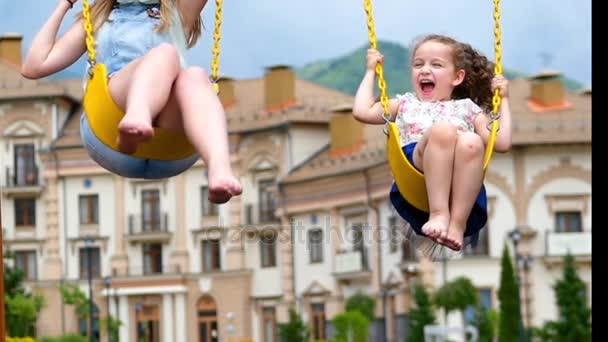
xmin=83 ymin=63 xmax=196 ymax=161
xmin=364 ymin=0 xmax=502 ymax=213
xmin=386 ymin=117 xmax=499 ymax=213
xmin=81 ymin=0 xmax=224 ymax=161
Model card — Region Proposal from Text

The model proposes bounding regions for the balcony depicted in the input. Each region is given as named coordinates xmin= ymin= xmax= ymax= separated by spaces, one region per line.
xmin=333 ymin=248 xmax=371 ymax=281
xmin=244 ymin=203 xmax=281 ymax=227
xmin=2 ymin=167 xmax=43 ymax=197
xmin=543 ymin=230 xmax=591 ymax=267
xmin=125 ymin=213 xmax=172 ymax=244
xmin=111 ymin=264 xmax=183 ymax=277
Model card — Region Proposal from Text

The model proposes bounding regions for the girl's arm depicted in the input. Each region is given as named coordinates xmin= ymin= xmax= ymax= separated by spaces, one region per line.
xmin=21 ymin=0 xmax=86 ymax=79
xmin=353 ymin=49 xmax=399 ymax=125
xmin=474 ymin=75 xmax=512 ymax=152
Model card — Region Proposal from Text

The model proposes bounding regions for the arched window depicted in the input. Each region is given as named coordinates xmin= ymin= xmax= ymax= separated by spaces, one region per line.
xmin=198 ymin=295 xmax=218 ymax=342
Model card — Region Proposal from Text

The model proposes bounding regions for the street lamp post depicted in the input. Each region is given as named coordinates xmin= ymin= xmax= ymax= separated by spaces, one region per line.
xmin=85 ymin=237 xmax=94 ymax=342
xmin=104 ymin=276 xmax=112 ymax=342
xmin=508 ymin=228 xmax=527 ymax=342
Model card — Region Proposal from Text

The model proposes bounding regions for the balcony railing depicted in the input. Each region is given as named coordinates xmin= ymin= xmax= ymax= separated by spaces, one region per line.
xmin=545 ymin=230 xmax=591 ymax=257
xmin=244 ymin=204 xmax=280 ymax=225
xmin=128 ymin=213 xmax=169 ymax=235
xmin=334 ymin=248 xmax=369 ymax=275
xmin=5 ymin=166 xmax=39 ymax=187
xmin=126 ymin=213 xmax=172 ymax=244
xmin=111 ymin=264 xmax=182 ymax=277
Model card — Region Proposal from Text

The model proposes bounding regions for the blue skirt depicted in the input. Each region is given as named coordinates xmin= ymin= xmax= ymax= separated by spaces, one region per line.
xmin=390 ymin=142 xmax=488 ymax=242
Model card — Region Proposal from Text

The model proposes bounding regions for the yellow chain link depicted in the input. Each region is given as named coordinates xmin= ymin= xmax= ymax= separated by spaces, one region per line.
xmin=363 ymin=0 xmax=390 ymax=121
xmin=491 ymin=0 xmax=502 ymax=119
xmin=210 ymin=0 xmax=223 ymax=93
xmin=82 ymin=0 xmax=96 ymax=67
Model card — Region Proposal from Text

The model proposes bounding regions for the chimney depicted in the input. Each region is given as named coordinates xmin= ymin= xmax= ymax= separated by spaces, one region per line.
xmin=217 ymin=76 xmax=235 ymax=108
xmin=329 ymin=104 xmax=364 ymax=156
xmin=264 ymin=65 xmax=296 ymax=112
xmin=0 ymin=33 xmax=23 ymax=66
xmin=529 ymin=70 xmax=565 ymax=106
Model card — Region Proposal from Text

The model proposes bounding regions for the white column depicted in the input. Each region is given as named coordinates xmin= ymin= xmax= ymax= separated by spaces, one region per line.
xmin=163 ymin=294 xmax=174 ymax=342
xmin=119 ymin=296 xmax=129 ymax=342
xmin=109 ymin=297 xmax=117 ymax=320
xmin=175 ymin=293 xmax=187 ymax=342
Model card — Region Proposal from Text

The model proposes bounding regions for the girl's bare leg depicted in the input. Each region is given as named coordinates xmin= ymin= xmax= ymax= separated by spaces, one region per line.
xmin=169 ymin=67 xmax=242 ymax=204
xmin=445 ymin=132 xmax=485 ymax=251
xmin=413 ymin=122 xmax=457 ymax=243
xmin=108 ymin=43 xmax=181 ymax=154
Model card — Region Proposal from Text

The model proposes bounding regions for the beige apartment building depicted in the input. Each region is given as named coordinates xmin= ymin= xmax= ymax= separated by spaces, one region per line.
xmin=0 ymin=33 xmax=591 ymax=342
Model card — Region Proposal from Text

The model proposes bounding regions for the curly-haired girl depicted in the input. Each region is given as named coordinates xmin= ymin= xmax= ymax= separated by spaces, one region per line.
xmin=353 ymin=34 xmax=512 ymax=251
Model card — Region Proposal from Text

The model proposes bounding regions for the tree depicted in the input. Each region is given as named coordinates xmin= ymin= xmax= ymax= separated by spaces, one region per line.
xmin=345 ymin=291 xmax=375 ymax=322
xmin=408 ymin=283 xmax=437 ymax=342
xmin=332 ymin=311 xmax=369 ymax=342
xmin=534 ymin=253 xmax=591 ymax=342
xmin=434 ymin=276 xmax=477 ymax=341
xmin=278 ymin=307 xmax=310 ymax=342
xmin=498 ymin=244 xmax=520 ymax=342
xmin=4 ymin=252 xmax=45 ymax=337
xmin=474 ymin=303 xmax=497 ymax=342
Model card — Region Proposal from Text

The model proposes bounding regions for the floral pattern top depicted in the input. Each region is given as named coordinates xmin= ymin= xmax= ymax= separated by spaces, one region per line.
xmin=395 ymin=92 xmax=483 ymax=146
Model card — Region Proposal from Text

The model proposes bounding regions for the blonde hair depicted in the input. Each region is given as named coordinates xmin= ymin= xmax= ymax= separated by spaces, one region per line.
xmin=82 ymin=0 xmax=202 ymax=48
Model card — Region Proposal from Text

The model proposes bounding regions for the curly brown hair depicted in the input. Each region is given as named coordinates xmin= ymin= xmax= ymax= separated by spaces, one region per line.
xmin=412 ymin=34 xmax=495 ymax=112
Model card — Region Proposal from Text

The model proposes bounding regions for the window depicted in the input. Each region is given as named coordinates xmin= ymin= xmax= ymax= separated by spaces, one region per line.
xmin=14 ymin=144 xmax=37 ymax=186
xmin=201 ymin=186 xmax=218 ymax=216
xmin=402 ymin=239 xmax=417 ymax=262
xmin=464 ymin=288 xmax=493 ymax=323
xmin=262 ymin=307 xmax=277 ymax=342
xmin=198 ymin=296 xmax=218 ymax=342
xmin=463 ymin=224 xmax=490 ymax=256
xmin=79 ymin=247 xmax=101 ymax=279
xmin=311 ymin=303 xmax=326 ymax=340
xmin=260 ymin=233 xmax=277 ymax=268
xmin=15 ymin=250 xmax=37 ymax=280
xmin=142 ymin=190 xmax=161 ymax=231
xmin=202 ymin=240 xmax=221 ymax=272
xmin=136 ymin=304 xmax=160 ymax=342
xmin=143 ymin=243 xmax=163 ymax=274
xmin=555 ymin=211 xmax=582 ymax=232
xmin=389 ymin=216 xmax=399 ymax=253
xmin=350 ymin=223 xmax=367 ymax=269
xmin=258 ymin=180 xmax=277 ymax=222
xmin=79 ymin=195 xmax=99 ymax=224
xmin=14 ymin=198 xmax=36 ymax=226
xmin=308 ymin=229 xmax=323 ymax=263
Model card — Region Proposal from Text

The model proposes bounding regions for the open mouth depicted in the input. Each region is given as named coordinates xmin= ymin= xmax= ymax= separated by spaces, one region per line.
xmin=420 ymin=80 xmax=435 ymax=95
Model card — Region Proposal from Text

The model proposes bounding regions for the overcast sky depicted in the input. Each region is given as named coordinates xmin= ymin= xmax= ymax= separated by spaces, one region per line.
xmin=0 ymin=0 xmax=592 ymax=87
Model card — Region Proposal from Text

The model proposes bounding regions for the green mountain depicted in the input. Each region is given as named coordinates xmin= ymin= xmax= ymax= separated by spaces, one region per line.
xmin=296 ymin=40 xmax=584 ymax=96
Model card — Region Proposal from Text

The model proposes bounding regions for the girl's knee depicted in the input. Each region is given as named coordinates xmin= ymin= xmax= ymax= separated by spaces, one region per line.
xmin=457 ymin=133 xmax=484 ymax=156
xmin=176 ymin=67 xmax=211 ymax=87
xmin=429 ymin=122 xmax=458 ymax=146
xmin=182 ymin=67 xmax=209 ymax=81
xmin=151 ymin=43 xmax=181 ymax=70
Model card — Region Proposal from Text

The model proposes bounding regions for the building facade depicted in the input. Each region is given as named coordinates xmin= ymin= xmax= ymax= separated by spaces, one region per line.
xmin=0 ymin=34 xmax=591 ymax=341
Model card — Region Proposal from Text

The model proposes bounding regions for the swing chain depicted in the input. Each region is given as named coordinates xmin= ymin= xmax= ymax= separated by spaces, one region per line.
xmin=210 ymin=0 xmax=223 ymax=94
xmin=488 ymin=0 xmax=502 ymax=132
xmin=82 ymin=0 xmax=97 ymax=77
xmin=364 ymin=0 xmax=391 ymax=126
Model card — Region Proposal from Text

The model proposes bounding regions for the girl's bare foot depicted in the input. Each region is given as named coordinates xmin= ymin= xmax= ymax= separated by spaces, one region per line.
xmin=443 ymin=222 xmax=465 ymax=251
xmin=207 ymin=162 xmax=242 ymax=204
xmin=422 ymin=214 xmax=449 ymax=241
xmin=117 ymin=114 xmax=154 ymax=154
